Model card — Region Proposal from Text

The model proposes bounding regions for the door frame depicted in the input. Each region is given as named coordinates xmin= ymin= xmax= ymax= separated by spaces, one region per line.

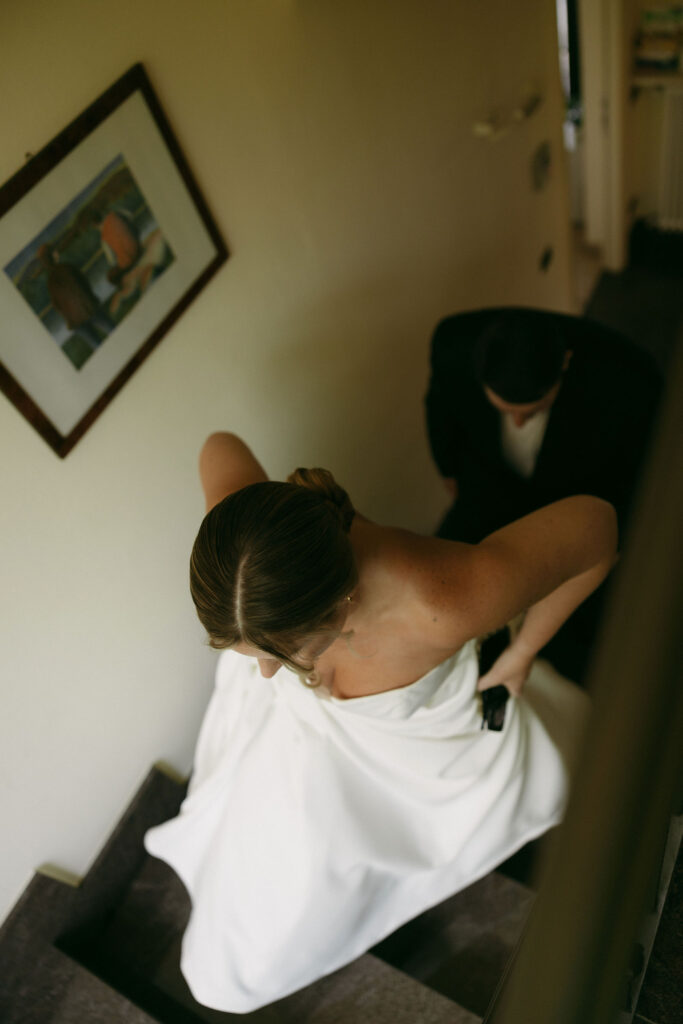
xmin=578 ymin=0 xmax=628 ymax=270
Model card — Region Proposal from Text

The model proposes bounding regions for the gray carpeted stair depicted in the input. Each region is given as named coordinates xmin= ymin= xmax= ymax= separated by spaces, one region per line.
xmin=0 ymin=765 xmax=184 ymax=1024
xmin=370 ymin=869 xmax=535 ymax=1015
xmin=8 ymin=944 xmax=160 ymax=1024
xmin=1 ymin=765 xmax=537 ymax=1022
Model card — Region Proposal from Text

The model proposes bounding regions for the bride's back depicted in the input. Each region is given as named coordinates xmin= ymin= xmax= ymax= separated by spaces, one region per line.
xmin=313 ymin=515 xmax=475 ymax=699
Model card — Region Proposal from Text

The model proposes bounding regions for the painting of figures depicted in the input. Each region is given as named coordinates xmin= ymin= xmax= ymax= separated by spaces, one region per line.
xmin=4 ymin=154 xmax=174 ymax=370
xmin=0 ymin=63 xmax=227 ymax=457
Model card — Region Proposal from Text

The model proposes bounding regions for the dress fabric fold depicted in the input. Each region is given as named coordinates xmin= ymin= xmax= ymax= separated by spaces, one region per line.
xmin=145 ymin=640 xmax=589 ymax=1012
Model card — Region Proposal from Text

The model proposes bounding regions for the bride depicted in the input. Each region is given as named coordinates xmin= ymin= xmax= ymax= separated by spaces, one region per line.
xmin=145 ymin=431 xmax=617 ymax=1012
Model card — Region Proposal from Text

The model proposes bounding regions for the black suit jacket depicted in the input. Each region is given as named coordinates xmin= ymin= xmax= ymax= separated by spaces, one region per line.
xmin=425 ymin=308 xmax=662 ymax=545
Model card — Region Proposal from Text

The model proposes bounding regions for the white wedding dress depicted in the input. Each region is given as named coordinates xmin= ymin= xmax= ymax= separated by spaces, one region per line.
xmin=145 ymin=640 xmax=589 ymax=1012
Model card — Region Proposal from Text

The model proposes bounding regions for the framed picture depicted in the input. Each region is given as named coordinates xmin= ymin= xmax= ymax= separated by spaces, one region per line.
xmin=0 ymin=63 xmax=228 ymax=457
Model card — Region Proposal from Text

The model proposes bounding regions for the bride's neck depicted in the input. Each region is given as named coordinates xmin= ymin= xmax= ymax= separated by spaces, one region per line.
xmin=347 ymin=517 xmax=397 ymax=628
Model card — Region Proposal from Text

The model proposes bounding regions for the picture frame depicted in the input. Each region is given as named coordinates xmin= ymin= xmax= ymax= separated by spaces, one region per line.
xmin=0 ymin=63 xmax=228 ymax=457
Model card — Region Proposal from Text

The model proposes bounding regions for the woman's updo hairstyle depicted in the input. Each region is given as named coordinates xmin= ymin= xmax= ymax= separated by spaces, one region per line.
xmin=285 ymin=467 xmax=355 ymax=531
xmin=189 ymin=468 xmax=357 ymax=679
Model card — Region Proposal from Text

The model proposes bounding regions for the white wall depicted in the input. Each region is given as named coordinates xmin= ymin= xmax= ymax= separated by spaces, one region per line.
xmin=0 ymin=0 xmax=571 ymax=924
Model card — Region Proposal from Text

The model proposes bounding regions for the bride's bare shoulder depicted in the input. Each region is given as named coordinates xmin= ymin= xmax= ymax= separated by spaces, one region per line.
xmin=373 ymin=495 xmax=617 ymax=648
xmin=380 ymin=527 xmax=472 ymax=580
xmin=370 ymin=525 xmax=480 ymax=647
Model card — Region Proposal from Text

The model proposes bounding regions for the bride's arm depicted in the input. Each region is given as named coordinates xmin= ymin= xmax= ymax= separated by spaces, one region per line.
xmin=418 ymin=495 xmax=618 ymax=694
xmin=199 ymin=432 xmax=268 ymax=512
xmin=476 ymin=559 xmax=613 ymax=695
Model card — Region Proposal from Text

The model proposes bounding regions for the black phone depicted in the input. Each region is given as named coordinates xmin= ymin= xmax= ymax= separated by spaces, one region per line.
xmin=478 ymin=627 xmax=510 ymax=732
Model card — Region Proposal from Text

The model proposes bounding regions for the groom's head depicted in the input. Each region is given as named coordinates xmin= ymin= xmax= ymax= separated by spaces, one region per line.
xmin=473 ymin=313 xmax=572 ymax=426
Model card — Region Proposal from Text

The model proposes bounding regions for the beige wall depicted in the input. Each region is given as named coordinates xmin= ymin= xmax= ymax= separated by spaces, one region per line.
xmin=628 ymin=0 xmax=670 ymax=222
xmin=630 ymin=87 xmax=667 ymax=220
xmin=0 ymin=0 xmax=571 ymax=923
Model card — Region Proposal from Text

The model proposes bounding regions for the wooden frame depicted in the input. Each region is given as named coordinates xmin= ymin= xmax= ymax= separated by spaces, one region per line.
xmin=0 ymin=63 xmax=228 ymax=457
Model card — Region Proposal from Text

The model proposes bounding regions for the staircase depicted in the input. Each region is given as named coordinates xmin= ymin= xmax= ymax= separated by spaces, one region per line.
xmin=0 ymin=765 xmax=537 ymax=1023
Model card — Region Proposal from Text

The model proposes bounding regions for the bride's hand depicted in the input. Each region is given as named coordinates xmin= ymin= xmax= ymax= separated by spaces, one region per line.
xmin=477 ymin=643 xmax=535 ymax=698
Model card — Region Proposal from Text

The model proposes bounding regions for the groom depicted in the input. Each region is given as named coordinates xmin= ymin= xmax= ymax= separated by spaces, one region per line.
xmin=424 ymin=306 xmax=662 ymax=680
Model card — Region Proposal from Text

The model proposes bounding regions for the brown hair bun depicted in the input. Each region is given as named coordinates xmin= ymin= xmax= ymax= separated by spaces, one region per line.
xmin=286 ymin=468 xmax=355 ymax=532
